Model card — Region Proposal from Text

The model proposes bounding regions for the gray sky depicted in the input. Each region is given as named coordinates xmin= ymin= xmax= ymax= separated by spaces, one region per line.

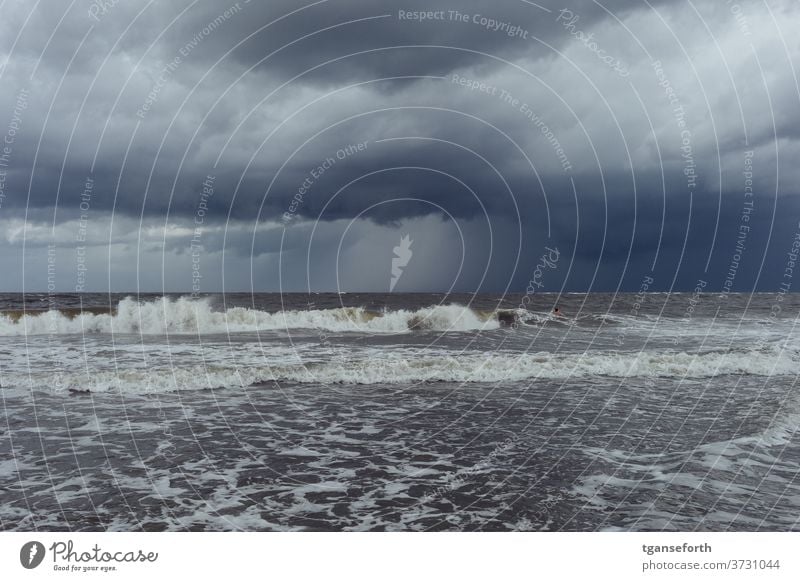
xmin=0 ymin=0 xmax=798 ymax=293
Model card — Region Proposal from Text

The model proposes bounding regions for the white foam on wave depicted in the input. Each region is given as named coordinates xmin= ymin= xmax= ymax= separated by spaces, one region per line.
xmin=0 ymin=297 xmax=499 ymax=336
xmin=7 ymin=345 xmax=798 ymax=394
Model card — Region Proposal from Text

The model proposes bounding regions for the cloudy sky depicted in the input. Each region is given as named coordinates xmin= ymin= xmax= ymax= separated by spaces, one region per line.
xmin=0 ymin=0 xmax=798 ymax=293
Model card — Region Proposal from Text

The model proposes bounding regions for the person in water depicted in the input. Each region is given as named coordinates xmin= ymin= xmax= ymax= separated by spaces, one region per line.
xmin=553 ymin=307 xmax=561 ymax=316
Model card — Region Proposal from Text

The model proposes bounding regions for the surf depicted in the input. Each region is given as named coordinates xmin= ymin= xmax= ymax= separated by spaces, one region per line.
xmin=0 ymin=296 xmax=506 ymax=335
xmin=5 ymin=345 xmax=797 ymax=394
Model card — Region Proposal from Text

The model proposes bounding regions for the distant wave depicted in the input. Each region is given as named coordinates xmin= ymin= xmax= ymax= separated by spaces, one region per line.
xmin=0 ymin=296 xmax=511 ymax=335
xmin=0 ymin=295 xmax=787 ymax=337
xmin=6 ymin=345 xmax=796 ymax=394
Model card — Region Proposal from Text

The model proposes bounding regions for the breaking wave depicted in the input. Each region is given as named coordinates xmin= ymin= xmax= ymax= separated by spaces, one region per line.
xmin=0 ymin=296 xmax=506 ymax=335
xmin=8 ymin=345 xmax=798 ymax=394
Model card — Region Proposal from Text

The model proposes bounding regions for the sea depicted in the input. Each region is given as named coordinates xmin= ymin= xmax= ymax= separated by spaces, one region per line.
xmin=1 ymin=291 xmax=799 ymax=531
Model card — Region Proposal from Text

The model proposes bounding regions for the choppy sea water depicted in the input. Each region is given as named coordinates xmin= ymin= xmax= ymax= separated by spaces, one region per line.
xmin=1 ymin=292 xmax=799 ymax=531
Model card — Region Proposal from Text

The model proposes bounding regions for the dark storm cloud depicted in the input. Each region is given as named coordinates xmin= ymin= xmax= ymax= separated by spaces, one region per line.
xmin=1 ymin=0 xmax=798 ymax=291
xmin=167 ymin=0 xmax=666 ymax=83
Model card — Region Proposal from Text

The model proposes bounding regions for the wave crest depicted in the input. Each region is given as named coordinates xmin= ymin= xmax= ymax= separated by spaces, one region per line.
xmin=0 ymin=297 xmax=502 ymax=335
